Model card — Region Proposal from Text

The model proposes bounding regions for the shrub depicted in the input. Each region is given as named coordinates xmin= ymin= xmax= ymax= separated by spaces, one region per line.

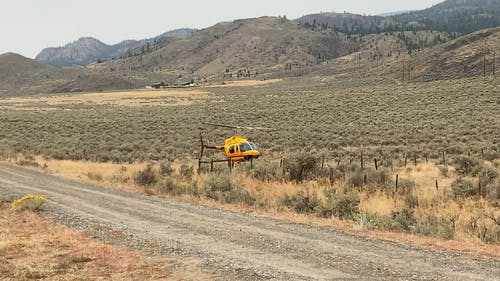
xmin=284 ymin=153 xmax=320 ymax=182
xmin=347 ymin=167 xmax=391 ymax=188
xmin=347 ymin=168 xmax=365 ymax=187
xmin=11 ymin=195 xmax=46 ymax=212
xmin=16 ymin=155 xmax=39 ymax=167
xmin=451 ymin=178 xmax=477 ymax=198
xmin=159 ymin=161 xmax=174 ymax=176
xmin=204 ymin=175 xmax=255 ymax=205
xmin=413 ymin=215 xmax=455 ymax=239
xmin=250 ymin=163 xmax=281 ymax=182
xmin=87 ymin=171 xmax=103 ymax=182
xmin=317 ymin=191 xmax=360 ymax=219
xmin=453 ymin=156 xmax=481 ymax=176
xmin=180 ymin=164 xmax=194 ymax=181
xmin=156 ymin=178 xmax=183 ymax=195
xmin=134 ymin=164 xmax=158 ymax=186
xmin=404 ymin=192 xmax=419 ymax=209
xmin=281 ymin=190 xmax=320 ymax=214
xmin=389 ymin=209 xmax=417 ymax=231
xmin=397 ymin=178 xmax=416 ymax=196
xmin=438 ymin=165 xmax=449 ymax=177
xmin=478 ymin=165 xmax=498 ymax=186
xmin=223 ymin=187 xmax=256 ymax=206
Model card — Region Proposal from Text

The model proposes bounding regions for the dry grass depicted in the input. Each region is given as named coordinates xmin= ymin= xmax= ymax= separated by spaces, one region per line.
xmin=29 ymin=156 xmax=146 ymax=193
xmin=0 ymin=88 xmax=208 ymax=108
xmin=0 ymin=202 xmax=210 ymax=280
xmin=205 ymin=79 xmax=282 ymax=88
xmin=18 ymin=156 xmax=499 ymax=256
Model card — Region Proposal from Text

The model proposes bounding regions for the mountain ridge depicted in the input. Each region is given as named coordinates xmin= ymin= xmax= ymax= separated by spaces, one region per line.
xmin=35 ymin=28 xmax=198 ymax=68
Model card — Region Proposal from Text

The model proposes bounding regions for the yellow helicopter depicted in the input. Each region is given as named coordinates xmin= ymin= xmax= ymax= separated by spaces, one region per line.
xmin=199 ymin=123 xmax=265 ymax=164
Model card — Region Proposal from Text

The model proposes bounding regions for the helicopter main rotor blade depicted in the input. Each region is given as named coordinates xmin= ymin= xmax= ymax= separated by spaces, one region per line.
xmin=202 ymin=122 xmax=274 ymax=131
xmin=202 ymin=122 xmax=239 ymax=129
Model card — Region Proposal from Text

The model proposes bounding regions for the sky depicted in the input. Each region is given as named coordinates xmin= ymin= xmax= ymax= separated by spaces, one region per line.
xmin=0 ymin=0 xmax=443 ymax=58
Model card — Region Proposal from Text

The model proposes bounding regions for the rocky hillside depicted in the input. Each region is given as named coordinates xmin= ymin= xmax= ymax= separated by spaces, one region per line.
xmin=35 ymin=37 xmax=137 ymax=67
xmin=36 ymin=28 xmax=198 ymax=68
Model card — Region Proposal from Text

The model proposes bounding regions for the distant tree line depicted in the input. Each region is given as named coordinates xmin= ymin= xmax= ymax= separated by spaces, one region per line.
xmin=300 ymin=0 xmax=500 ymax=38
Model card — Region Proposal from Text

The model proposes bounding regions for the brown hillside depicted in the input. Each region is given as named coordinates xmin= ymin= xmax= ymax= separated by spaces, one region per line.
xmin=95 ymin=17 xmax=359 ymax=79
xmin=0 ymin=53 xmax=63 ymax=96
xmin=0 ymin=53 xmax=139 ymax=96
xmin=410 ymin=27 xmax=500 ymax=80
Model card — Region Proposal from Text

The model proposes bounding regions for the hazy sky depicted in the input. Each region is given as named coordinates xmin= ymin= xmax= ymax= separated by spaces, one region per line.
xmin=1 ymin=0 xmax=443 ymax=58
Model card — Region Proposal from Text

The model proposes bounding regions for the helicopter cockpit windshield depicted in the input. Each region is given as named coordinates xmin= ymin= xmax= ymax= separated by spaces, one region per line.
xmin=239 ymin=142 xmax=258 ymax=152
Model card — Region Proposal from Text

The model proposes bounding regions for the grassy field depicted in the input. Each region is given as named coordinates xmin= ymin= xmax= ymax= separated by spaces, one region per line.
xmin=0 ymin=75 xmax=498 ymax=246
xmin=0 ymin=76 xmax=497 ymax=163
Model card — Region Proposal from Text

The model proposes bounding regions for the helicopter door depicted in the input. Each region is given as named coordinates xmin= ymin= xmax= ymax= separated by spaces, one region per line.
xmin=229 ymin=145 xmax=235 ymax=154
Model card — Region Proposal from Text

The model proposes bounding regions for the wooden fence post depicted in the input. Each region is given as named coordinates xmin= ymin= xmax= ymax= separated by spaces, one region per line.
xmin=396 ymin=174 xmax=399 ymax=193
xmin=478 ymin=178 xmax=482 ymax=197
xmin=374 ymin=158 xmax=378 ymax=170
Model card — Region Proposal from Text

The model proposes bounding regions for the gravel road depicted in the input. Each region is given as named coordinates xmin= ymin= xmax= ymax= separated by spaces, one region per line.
xmin=1 ymin=162 xmax=498 ymax=281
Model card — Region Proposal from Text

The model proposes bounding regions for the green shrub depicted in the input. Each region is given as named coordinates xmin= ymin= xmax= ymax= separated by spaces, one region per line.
xmin=284 ymin=153 xmax=320 ymax=182
xmin=478 ymin=165 xmax=498 ymax=185
xmin=204 ymin=175 xmax=255 ymax=205
xmin=451 ymin=178 xmax=477 ymax=198
xmin=134 ymin=164 xmax=158 ymax=186
xmin=413 ymin=215 xmax=455 ymax=239
xmin=281 ymin=190 xmax=320 ymax=214
xmin=389 ymin=209 xmax=417 ymax=231
xmin=347 ymin=168 xmax=365 ymax=187
xmin=404 ymin=192 xmax=419 ymax=209
xmin=397 ymin=178 xmax=416 ymax=197
xmin=223 ymin=187 xmax=256 ymax=206
xmin=180 ymin=164 xmax=194 ymax=180
xmin=347 ymin=168 xmax=391 ymax=188
xmin=453 ymin=156 xmax=481 ymax=176
xmin=317 ymin=191 xmax=360 ymax=219
xmin=156 ymin=178 xmax=183 ymax=195
xmin=159 ymin=161 xmax=174 ymax=176
xmin=250 ymin=163 xmax=281 ymax=182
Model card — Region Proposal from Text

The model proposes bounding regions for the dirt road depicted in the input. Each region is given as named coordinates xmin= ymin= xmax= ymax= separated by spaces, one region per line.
xmin=1 ymin=162 xmax=498 ymax=281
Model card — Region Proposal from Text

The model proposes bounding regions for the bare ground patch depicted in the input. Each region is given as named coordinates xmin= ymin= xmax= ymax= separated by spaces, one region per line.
xmin=0 ymin=202 xmax=209 ymax=280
